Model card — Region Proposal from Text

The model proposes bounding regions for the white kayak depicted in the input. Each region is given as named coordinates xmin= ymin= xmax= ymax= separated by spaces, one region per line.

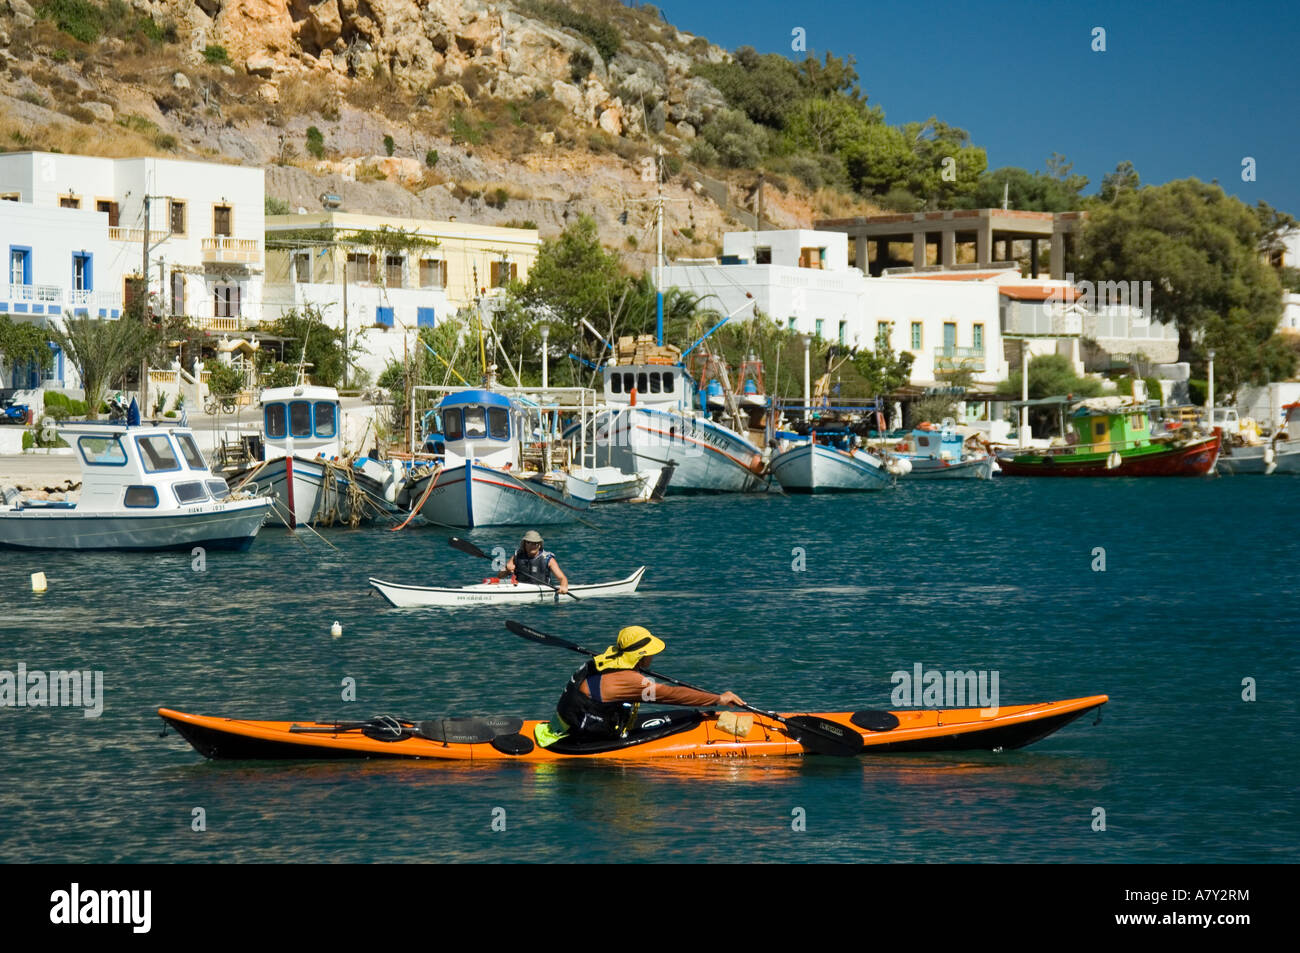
xmin=369 ymin=566 xmax=646 ymax=608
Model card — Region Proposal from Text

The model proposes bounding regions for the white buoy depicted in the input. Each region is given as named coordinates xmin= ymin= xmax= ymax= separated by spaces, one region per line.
xmin=330 ymin=620 xmax=342 ymax=638
xmin=31 ymin=571 xmax=47 ymax=592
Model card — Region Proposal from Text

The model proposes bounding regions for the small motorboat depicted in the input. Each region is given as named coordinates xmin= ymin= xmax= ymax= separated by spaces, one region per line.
xmin=895 ymin=420 xmax=995 ymax=479
xmin=0 ymin=417 xmax=271 ymax=551
xmin=368 ymin=566 xmax=646 ymax=607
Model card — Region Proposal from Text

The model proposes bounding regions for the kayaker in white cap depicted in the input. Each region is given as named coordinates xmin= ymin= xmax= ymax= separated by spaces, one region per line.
xmin=502 ymin=529 xmax=568 ymax=594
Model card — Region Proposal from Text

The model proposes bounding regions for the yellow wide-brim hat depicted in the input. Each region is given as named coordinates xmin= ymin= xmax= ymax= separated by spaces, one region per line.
xmin=593 ymin=625 xmax=666 ymax=671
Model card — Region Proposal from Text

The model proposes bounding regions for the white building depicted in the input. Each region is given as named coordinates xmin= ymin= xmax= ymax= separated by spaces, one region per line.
xmin=0 ymin=152 xmax=264 ymax=334
xmin=0 ymin=200 xmax=120 ymax=389
xmin=663 ymin=229 xmax=1009 ymax=386
xmin=262 ymin=212 xmax=541 ymax=382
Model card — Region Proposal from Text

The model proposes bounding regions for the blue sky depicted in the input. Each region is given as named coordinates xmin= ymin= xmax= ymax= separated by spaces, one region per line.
xmin=650 ymin=0 xmax=1300 ymax=215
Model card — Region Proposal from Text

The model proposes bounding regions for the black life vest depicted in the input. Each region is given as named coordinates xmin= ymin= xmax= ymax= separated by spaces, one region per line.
xmin=554 ymin=659 xmax=636 ymax=737
xmin=513 ymin=547 xmax=554 ymax=585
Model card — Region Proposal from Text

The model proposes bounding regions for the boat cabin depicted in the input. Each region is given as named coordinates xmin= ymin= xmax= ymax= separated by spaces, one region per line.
xmin=438 ymin=389 xmax=519 ymax=469
xmin=54 ymin=421 xmax=232 ymax=513
xmin=911 ymin=422 xmax=965 ymax=461
xmin=260 ymin=384 xmax=342 ymax=461
xmin=1069 ymin=398 xmax=1153 ymax=452
xmin=602 ymin=364 xmax=692 ymax=413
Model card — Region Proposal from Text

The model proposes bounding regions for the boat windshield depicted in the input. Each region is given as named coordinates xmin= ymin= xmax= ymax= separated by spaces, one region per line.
xmin=265 ymin=403 xmax=287 ymax=439
xmin=315 ymin=402 xmax=337 ymax=438
xmin=78 ymin=435 xmax=127 ymax=466
xmin=488 ymin=407 xmax=509 ymax=439
xmin=136 ymin=435 xmax=180 ymax=472
xmin=289 ymin=401 xmax=312 ymax=438
xmin=207 ymin=479 xmax=231 ymax=501
xmin=464 ymin=407 xmax=487 ymax=439
xmin=444 ymin=408 xmax=463 ymax=440
xmin=175 ymin=433 xmax=207 ymax=470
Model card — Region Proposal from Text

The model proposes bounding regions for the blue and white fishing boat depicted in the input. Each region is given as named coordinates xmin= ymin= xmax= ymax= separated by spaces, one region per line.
xmin=226 ymin=384 xmax=401 ymax=528
xmin=0 ymin=415 xmax=271 ymax=550
xmin=405 ymin=389 xmax=597 ymax=528
xmin=895 ymin=420 xmax=995 ymax=479
xmin=768 ymin=430 xmax=896 ymax=493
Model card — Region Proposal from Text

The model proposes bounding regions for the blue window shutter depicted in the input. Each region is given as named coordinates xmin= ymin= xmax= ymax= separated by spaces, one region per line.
xmin=417 ymin=306 xmax=435 ymax=328
xmin=376 ymin=306 xmax=394 ymax=327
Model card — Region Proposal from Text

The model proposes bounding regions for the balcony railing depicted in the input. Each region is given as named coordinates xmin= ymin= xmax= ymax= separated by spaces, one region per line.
xmin=202 ymin=237 xmax=261 ymax=265
xmin=108 ymin=227 xmax=169 ymax=244
xmin=69 ymin=289 xmax=122 ymax=310
xmin=933 ymin=346 xmax=986 ymax=371
xmin=4 ymin=283 xmax=63 ymax=303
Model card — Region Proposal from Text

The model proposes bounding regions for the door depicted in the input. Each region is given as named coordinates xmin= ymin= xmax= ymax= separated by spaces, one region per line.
xmin=943 ymin=322 xmax=956 ymax=357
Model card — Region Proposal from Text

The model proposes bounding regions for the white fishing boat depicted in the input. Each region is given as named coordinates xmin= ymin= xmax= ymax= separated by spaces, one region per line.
xmin=368 ymin=566 xmax=646 ymax=607
xmin=0 ymin=417 xmax=271 ymax=550
xmin=1217 ymin=402 xmax=1300 ymax=475
xmin=769 ymin=432 xmax=896 ymax=493
xmin=568 ymin=361 xmax=768 ymax=494
xmin=405 ymin=389 xmax=598 ymax=528
xmin=894 ymin=420 xmax=995 ymax=479
xmin=226 ymin=384 xmax=401 ymax=528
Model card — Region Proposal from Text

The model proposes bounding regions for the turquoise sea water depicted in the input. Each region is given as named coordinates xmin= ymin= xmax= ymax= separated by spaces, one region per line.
xmin=1 ymin=477 xmax=1296 ymax=863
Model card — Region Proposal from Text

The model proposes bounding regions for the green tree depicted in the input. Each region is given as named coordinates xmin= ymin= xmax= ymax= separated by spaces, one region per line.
xmin=50 ymin=315 xmax=156 ymax=419
xmin=850 ymin=328 xmax=915 ymax=395
xmin=961 ymin=166 xmax=1087 ymax=212
xmin=700 ymin=108 xmax=765 ymax=169
xmin=305 ymin=126 xmax=325 ymax=159
xmin=899 ymin=117 xmax=987 ymax=208
xmin=693 ymin=46 xmax=805 ymax=129
xmin=842 ymin=123 xmax=914 ymax=196
xmin=203 ymin=360 xmax=245 ymax=398
xmin=1075 ymin=178 xmax=1293 ymax=386
xmin=1097 ymin=160 xmax=1140 ymax=204
xmin=260 ymin=306 xmax=354 ymax=388
xmin=0 ymin=317 xmax=55 ymax=378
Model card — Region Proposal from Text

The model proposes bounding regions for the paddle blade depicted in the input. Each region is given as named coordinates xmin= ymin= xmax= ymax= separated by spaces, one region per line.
xmin=449 ymin=536 xmax=492 ymax=560
xmin=504 ymin=619 xmax=589 ymax=656
xmin=784 ymin=716 xmax=864 ymax=757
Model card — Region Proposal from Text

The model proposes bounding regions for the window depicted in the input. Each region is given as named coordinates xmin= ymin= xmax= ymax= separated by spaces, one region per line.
xmin=799 ymin=247 xmax=823 ymax=269
xmin=214 ymin=285 xmax=241 ymax=318
xmin=385 ymin=255 xmax=404 ymax=288
xmin=293 ymin=252 xmax=311 ymax=284
xmin=59 ymin=195 xmax=80 ymax=209
xmin=176 ymin=433 xmax=207 ymax=470
xmin=207 ymin=479 xmax=231 ymax=501
xmin=911 ymin=322 xmax=923 ymax=350
xmin=463 ymin=407 xmax=487 ymax=439
xmin=416 ymin=307 xmax=435 ymax=328
xmin=375 ymin=306 xmax=394 ymax=328
xmin=420 ymin=259 xmax=446 ymax=288
xmin=662 ymin=372 xmax=674 ymax=394
xmin=609 ymin=373 xmax=622 ymax=394
xmin=72 ymin=254 xmax=92 ymax=291
xmin=289 ymin=401 xmax=312 ymax=438
xmin=488 ymin=407 xmax=509 ymax=439
xmin=755 ymin=247 xmax=772 ymax=264
xmin=10 ymin=247 xmax=30 ymax=286
xmin=123 ymin=486 xmax=159 ymax=508
xmin=490 ymin=261 xmax=517 ymax=287
xmin=838 ymin=321 xmax=847 ymax=346
xmin=171 ymin=271 xmax=185 ymax=315
xmin=787 ymin=317 xmax=797 ymax=330
xmin=136 ymin=435 xmax=180 ymax=472
xmin=649 ymin=372 xmax=661 ymax=394
xmin=213 ymin=204 xmax=231 ymax=237
xmin=96 ymin=200 xmax=119 ymax=227
xmin=124 ymin=275 xmax=145 ymax=313
xmin=815 ymin=319 xmax=824 ymax=339
xmin=942 ymin=322 xmax=956 ymax=355
xmin=173 ymin=481 xmax=209 ymax=504
xmin=169 ymin=199 xmax=187 ymax=235
xmin=443 ymin=408 xmax=463 ymax=440
xmin=314 ymin=402 xmax=336 ymax=439
xmin=265 ymin=403 xmax=287 ymax=439
xmin=78 ymin=435 xmax=126 ymax=466
xmin=1131 ymin=414 xmax=1145 ymax=430
xmin=637 ymin=372 xmax=648 ymax=393
xmin=347 ymin=253 xmax=375 ymax=283
xmin=973 ymin=323 xmax=984 ymax=351
xmin=876 ymin=321 xmax=890 ymax=346
xmin=1094 ymin=422 xmax=1105 ymax=437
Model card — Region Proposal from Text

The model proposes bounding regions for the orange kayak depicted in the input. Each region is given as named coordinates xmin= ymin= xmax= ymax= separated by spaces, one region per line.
xmin=158 ymin=694 xmax=1107 ymax=761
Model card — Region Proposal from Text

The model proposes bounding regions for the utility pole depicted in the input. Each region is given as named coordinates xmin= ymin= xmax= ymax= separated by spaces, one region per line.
xmin=139 ymin=195 xmax=151 ymax=416
xmin=341 ymin=245 xmax=349 ymax=389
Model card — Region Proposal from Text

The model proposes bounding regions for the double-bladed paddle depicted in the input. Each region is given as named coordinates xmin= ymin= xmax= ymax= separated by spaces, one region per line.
xmin=449 ymin=536 xmax=580 ymax=600
xmin=504 ymin=619 xmax=863 ymax=757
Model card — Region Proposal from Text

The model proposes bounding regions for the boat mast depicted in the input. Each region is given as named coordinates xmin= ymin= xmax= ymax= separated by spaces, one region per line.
xmin=655 ymin=147 xmax=664 ymax=347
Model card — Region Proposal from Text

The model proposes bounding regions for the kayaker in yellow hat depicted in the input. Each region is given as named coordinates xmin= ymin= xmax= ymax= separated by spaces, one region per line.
xmin=536 ymin=625 xmax=745 ymax=746
xmin=502 ymin=529 xmax=568 ymax=594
